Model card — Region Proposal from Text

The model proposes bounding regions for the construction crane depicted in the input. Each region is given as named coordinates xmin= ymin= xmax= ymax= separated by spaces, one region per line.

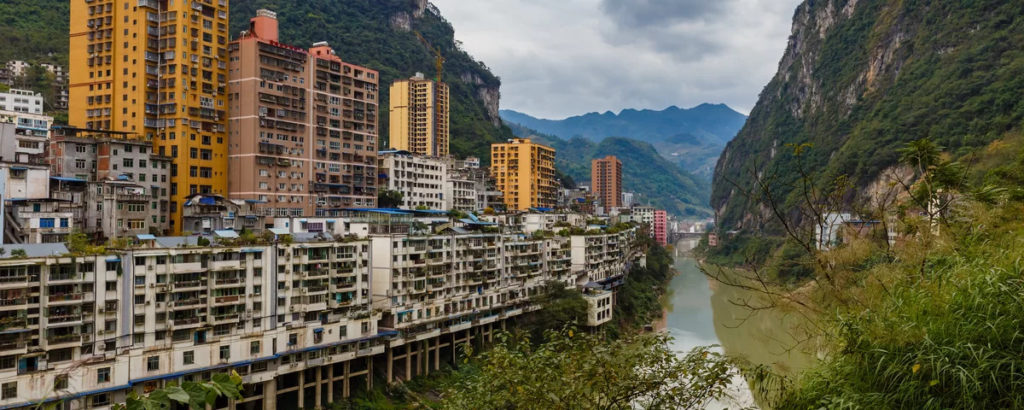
xmin=414 ymin=31 xmax=445 ymax=84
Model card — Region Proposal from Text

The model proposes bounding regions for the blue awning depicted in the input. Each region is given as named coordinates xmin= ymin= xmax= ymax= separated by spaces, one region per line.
xmin=136 ymin=234 xmax=156 ymax=240
xmin=105 ymin=257 xmax=121 ymax=262
xmin=214 ymin=230 xmax=239 ymax=238
xmin=199 ymin=197 xmax=217 ymax=205
xmin=269 ymin=228 xmax=290 ymax=235
xmin=313 ymin=328 xmax=324 ymax=334
xmin=50 ymin=176 xmax=86 ymax=183
xmin=241 ymin=248 xmax=263 ymax=254
xmin=9 ymin=167 xmax=26 ymax=171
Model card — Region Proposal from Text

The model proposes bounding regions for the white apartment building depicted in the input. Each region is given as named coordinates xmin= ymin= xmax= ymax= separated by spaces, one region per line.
xmin=5 ymin=61 xmax=29 ymax=77
xmin=378 ymin=151 xmax=447 ymax=210
xmin=570 ymin=228 xmax=642 ymax=284
xmin=0 ymin=223 xmax=642 ymax=409
xmin=520 ymin=212 xmax=587 ymax=234
xmin=0 ymin=89 xmax=43 ymax=115
xmin=0 ymin=111 xmax=52 ymax=164
xmin=444 ymin=175 xmax=477 ymax=211
xmin=583 ymin=288 xmax=614 ymax=326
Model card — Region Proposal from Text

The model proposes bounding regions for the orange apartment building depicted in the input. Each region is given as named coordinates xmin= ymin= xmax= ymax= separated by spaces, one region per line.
xmin=591 ymin=155 xmax=622 ymax=210
xmin=491 ymin=138 xmax=557 ymax=211
xmin=227 ymin=10 xmax=380 ymax=218
xmin=70 ymin=0 xmax=231 ymax=233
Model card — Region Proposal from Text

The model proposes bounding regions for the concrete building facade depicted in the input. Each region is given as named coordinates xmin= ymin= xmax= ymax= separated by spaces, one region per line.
xmin=490 ymin=139 xmax=557 ymax=211
xmin=591 ymin=155 xmax=622 ymax=211
xmin=377 ymin=151 xmax=447 ymax=210
xmin=69 ymin=0 xmax=231 ymax=233
xmin=388 ymin=73 xmax=449 ymax=157
xmin=48 ymin=128 xmax=172 ymax=238
xmin=227 ymin=11 xmax=380 ymax=218
xmin=0 ymin=89 xmax=43 ymax=114
xmin=0 ymin=222 xmax=642 ymax=410
xmin=654 ymin=210 xmax=668 ymax=246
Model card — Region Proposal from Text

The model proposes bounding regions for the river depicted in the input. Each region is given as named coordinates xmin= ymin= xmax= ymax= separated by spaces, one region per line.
xmin=663 ymin=239 xmax=817 ymax=408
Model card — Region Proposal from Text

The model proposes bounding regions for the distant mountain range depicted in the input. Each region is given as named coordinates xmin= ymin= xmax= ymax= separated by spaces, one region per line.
xmin=501 ymin=105 xmax=747 ymax=179
xmin=506 ymin=123 xmax=710 ymax=218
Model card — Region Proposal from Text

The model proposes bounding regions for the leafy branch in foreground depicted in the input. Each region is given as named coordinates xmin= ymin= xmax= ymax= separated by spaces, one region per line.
xmin=442 ymin=328 xmax=736 ymax=409
xmin=114 ymin=372 xmax=243 ymax=410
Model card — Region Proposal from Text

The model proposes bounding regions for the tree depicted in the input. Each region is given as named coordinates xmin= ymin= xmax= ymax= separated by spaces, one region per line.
xmin=378 ymin=190 xmax=404 ymax=208
xmin=443 ymin=328 xmax=736 ymax=409
xmin=114 ymin=372 xmax=243 ymax=410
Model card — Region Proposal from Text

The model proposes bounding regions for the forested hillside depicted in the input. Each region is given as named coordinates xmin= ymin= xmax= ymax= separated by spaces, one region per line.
xmin=0 ymin=0 xmax=68 ymax=65
xmin=713 ymin=0 xmax=1024 ymax=231
xmin=1 ymin=0 xmax=515 ymax=162
xmin=502 ymin=105 xmax=747 ymax=179
xmin=508 ymin=123 xmax=711 ymax=217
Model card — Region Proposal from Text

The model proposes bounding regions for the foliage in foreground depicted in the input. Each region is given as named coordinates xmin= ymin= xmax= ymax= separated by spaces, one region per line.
xmin=114 ymin=372 xmax=242 ymax=410
xmin=442 ymin=328 xmax=736 ymax=409
xmin=772 ymin=201 xmax=1024 ymax=409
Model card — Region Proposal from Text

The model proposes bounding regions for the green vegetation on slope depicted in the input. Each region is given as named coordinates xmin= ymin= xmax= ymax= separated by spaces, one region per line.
xmin=510 ymin=123 xmax=711 ymax=217
xmin=0 ymin=0 xmax=69 ymax=66
xmin=700 ymin=136 xmax=1024 ymax=407
xmin=502 ymin=105 xmax=747 ymax=179
xmin=713 ymin=0 xmax=1024 ymax=232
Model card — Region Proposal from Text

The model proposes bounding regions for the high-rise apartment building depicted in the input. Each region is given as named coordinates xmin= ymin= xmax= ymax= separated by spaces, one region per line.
xmin=389 ymin=73 xmax=449 ymax=157
xmin=491 ymin=138 xmax=557 ymax=211
xmin=654 ymin=210 xmax=668 ymax=246
xmin=70 ymin=0 xmax=231 ymax=233
xmin=228 ymin=10 xmax=380 ymax=217
xmin=591 ymin=155 xmax=622 ymax=210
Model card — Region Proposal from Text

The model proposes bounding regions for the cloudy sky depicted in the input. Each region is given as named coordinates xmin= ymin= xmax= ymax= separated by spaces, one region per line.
xmin=431 ymin=0 xmax=804 ymax=119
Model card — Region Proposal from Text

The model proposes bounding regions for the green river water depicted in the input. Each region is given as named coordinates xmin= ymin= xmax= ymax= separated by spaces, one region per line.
xmin=663 ymin=239 xmax=818 ymax=408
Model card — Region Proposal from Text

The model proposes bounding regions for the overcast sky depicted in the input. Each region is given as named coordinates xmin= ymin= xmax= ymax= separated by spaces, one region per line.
xmin=431 ymin=0 xmax=804 ymax=119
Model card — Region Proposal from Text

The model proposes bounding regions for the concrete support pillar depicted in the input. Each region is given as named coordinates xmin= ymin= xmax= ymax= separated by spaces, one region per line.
xmin=315 ymin=365 xmax=323 ymax=409
xmin=421 ymin=340 xmax=428 ymax=376
xmin=297 ymin=370 xmax=305 ymax=409
xmin=327 ymin=365 xmax=334 ymax=404
xmin=452 ymin=332 xmax=458 ymax=365
xmin=367 ymin=356 xmax=374 ymax=391
xmin=405 ymin=346 xmax=412 ymax=381
xmin=263 ymin=380 xmax=277 ymax=410
xmin=343 ymin=360 xmax=351 ymax=398
xmin=434 ymin=337 xmax=441 ymax=371
xmin=386 ymin=346 xmax=393 ymax=383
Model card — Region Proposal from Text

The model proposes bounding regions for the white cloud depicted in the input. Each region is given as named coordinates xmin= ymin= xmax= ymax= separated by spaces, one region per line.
xmin=431 ymin=0 xmax=803 ymax=119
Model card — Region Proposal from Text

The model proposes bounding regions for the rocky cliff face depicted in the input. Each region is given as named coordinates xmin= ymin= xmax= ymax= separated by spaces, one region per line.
xmin=712 ymin=0 xmax=1024 ymax=230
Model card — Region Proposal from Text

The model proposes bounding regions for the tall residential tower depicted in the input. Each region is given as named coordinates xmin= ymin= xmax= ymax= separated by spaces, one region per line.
xmin=227 ymin=10 xmax=379 ymax=219
xmin=591 ymin=155 xmax=622 ymax=210
xmin=389 ymin=73 xmax=449 ymax=157
xmin=70 ymin=0 xmax=230 ymax=233
xmin=490 ymin=138 xmax=557 ymax=211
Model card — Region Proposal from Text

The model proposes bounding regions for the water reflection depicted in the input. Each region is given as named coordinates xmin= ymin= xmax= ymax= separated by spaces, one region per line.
xmin=662 ymin=240 xmax=816 ymax=408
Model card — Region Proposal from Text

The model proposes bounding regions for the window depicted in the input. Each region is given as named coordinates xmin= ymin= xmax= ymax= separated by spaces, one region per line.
xmin=2 ymin=382 xmax=15 ymax=399
xmin=146 ymin=356 xmax=159 ymax=371
xmin=123 ymin=158 xmax=134 ymax=167
xmin=183 ymin=351 xmax=194 ymax=365
xmin=219 ymin=346 xmax=230 ymax=360
xmin=250 ymin=341 xmax=260 ymax=355
xmin=39 ymin=218 xmax=55 ymax=228
xmin=97 ymin=367 xmax=111 ymax=385
xmin=54 ymin=375 xmax=68 ymax=391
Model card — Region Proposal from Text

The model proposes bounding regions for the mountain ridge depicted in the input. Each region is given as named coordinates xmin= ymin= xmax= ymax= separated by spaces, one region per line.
xmin=712 ymin=0 xmax=1024 ymax=232
xmin=507 ymin=122 xmax=711 ymax=218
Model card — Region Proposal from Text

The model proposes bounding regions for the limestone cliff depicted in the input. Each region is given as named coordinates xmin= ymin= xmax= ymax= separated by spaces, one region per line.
xmin=712 ymin=0 xmax=1024 ymax=230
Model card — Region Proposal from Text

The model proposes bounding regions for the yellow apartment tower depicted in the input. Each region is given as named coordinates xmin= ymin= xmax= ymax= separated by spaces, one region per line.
xmin=389 ymin=73 xmax=450 ymax=157
xmin=70 ymin=0 xmax=230 ymax=233
xmin=490 ymin=138 xmax=557 ymax=211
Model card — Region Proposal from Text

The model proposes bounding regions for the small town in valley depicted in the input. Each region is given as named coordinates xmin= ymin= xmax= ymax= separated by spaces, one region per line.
xmin=0 ymin=4 xmax=710 ymax=409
